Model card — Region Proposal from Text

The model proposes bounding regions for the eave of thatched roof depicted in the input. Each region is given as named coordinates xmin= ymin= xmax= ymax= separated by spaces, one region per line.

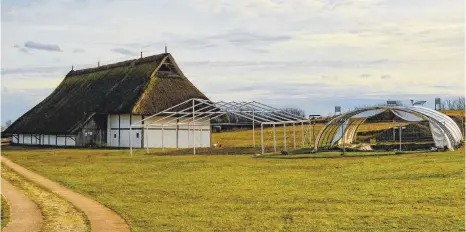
xmin=5 ymin=53 xmax=209 ymax=134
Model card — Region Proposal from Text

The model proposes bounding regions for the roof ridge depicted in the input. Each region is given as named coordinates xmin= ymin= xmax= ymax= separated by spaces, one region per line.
xmin=66 ymin=53 xmax=169 ymax=77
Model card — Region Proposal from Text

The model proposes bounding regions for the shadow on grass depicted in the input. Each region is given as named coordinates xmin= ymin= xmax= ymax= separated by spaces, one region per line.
xmin=258 ymin=150 xmax=433 ymax=160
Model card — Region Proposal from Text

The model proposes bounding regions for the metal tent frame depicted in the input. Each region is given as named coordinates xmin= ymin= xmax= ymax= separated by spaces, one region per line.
xmin=314 ymin=105 xmax=463 ymax=152
xmin=129 ymin=98 xmax=310 ymax=155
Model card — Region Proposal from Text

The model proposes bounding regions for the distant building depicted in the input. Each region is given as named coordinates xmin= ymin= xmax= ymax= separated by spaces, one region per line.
xmin=5 ymin=53 xmax=211 ymax=148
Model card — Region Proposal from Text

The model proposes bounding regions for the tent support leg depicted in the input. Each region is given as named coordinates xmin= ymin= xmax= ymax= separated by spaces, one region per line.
xmin=261 ymin=123 xmax=264 ymax=155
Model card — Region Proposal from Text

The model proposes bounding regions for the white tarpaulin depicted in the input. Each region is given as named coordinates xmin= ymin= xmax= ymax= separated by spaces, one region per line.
xmin=391 ymin=109 xmax=424 ymax=122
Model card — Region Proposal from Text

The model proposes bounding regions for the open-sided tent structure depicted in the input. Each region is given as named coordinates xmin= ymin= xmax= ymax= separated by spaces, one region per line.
xmin=129 ymin=98 xmax=310 ymax=155
xmin=314 ymin=106 xmax=463 ymax=151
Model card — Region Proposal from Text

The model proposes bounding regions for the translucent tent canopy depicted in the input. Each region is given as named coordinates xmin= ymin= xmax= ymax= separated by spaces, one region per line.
xmin=314 ymin=106 xmax=463 ymax=151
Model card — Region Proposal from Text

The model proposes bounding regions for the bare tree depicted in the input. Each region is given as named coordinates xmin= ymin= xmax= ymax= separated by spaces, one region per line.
xmin=1 ymin=120 xmax=11 ymax=132
xmin=441 ymin=97 xmax=465 ymax=110
xmin=456 ymin=97 xmax=465 ymax=110
xmin=280 ymin=107 xmax=306 ymax=117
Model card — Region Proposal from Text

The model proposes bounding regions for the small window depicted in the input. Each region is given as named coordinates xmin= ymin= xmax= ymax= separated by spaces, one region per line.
xmin=136 ymin=133 xmax=140 ymax=138
xmin=114 ymin=134 xmax=117 ymax=138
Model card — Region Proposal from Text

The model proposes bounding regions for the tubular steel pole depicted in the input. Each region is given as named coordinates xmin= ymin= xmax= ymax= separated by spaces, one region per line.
xmin=301 ymin=122 xmax=304 ymax=148
xmin=193 ymin=99 xmax=196 ymax=155
xmin=252 ymin=110 xmax=255 ymax=147
xmin=310 ymin=121 xmax=313 ymax=149
xmin=273 ymin=124 xmax=276 ymax=152
xmin=261 ymin=123 xmax=264 ymax=154
xmin=284 ymin=124 xmax=287 ymax=151
xmin=293 ymin=123 xmax=296 ymax=149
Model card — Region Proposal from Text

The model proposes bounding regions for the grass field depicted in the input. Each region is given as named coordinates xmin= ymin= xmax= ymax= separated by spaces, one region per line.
xmin=1 ymin=194 xmax=10 ymax=229
xmin=211 ymin=124 xmax=324 ymax=148
xmin=1 ymin=146 xmax=464 ymax=232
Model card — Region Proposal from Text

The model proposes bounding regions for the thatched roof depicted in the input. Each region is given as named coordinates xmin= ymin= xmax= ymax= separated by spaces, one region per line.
xmin=5 ymin=53 xmax=209 ymax=134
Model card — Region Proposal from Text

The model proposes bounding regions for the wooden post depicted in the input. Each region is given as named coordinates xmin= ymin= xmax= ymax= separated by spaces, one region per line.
xmin=273 ymin=124 xmax=276 ymax=152
xmin=293 ymin=123 xmax=296 ymax=149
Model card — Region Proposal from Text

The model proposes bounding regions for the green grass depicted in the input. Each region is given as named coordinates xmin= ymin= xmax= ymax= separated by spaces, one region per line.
xmin=1 ymin=146 xmax=464 ymax=231
xmin=1 ymin=195 xmax=10 ymax=229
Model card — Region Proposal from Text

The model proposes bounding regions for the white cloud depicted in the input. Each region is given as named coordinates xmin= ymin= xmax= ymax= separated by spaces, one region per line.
xmin=0 ymin=0 xmax=464 ymax=122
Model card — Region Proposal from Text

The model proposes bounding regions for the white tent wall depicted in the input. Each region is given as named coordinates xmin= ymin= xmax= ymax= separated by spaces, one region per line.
xmin=142 ymin=116 xmax=211 ymax=149
xmin=429 ymin=122 xmax=450 ymax=148
xmin=109 ymin=114 xmax=211 ymax=148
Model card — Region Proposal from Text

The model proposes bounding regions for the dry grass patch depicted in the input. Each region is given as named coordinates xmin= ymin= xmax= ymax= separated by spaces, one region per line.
xmin=1 ymin=195 xmax=10 ymax=229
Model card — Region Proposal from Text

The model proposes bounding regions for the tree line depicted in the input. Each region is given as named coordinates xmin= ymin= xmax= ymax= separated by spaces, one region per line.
xmin=438 ymin=97 xmax=465 ymax=110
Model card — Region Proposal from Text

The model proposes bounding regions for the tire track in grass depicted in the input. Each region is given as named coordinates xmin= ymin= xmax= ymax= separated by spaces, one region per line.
xmin=1 ymin=156 xmax=130 ymax=232
xmin=1 ymin=178 xmax=42 ymax=232
xmin=2 ymin=166 xmax=89 ymax=232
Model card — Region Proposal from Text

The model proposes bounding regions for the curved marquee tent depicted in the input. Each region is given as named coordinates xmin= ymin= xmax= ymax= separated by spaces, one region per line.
xmin=314 ymin=106 xmax=463 ymax=151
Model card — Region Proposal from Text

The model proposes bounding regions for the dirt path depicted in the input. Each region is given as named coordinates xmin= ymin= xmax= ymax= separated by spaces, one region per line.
xmin=1 ymin=178 xmax=42 ymax=232
xmin=1 ymin=157 xmax=130 ymax=232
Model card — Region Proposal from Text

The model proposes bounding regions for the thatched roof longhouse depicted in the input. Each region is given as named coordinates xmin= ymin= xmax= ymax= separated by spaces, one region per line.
xmin=5 ymin=53 xmax=209 ymax=134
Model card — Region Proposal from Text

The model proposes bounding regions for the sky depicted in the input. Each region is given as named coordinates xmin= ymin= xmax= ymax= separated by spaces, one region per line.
xmin=1 ymin=0 xmax=464 ymax=124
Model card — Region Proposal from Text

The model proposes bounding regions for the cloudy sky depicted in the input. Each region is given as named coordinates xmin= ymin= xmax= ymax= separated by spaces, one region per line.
xmin=1 ymin=0 xmax=464 ymax=123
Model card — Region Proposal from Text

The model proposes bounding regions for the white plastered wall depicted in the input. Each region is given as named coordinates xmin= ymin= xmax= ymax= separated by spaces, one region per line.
xmin=12 ymin=134 xmax=75 ymax=146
